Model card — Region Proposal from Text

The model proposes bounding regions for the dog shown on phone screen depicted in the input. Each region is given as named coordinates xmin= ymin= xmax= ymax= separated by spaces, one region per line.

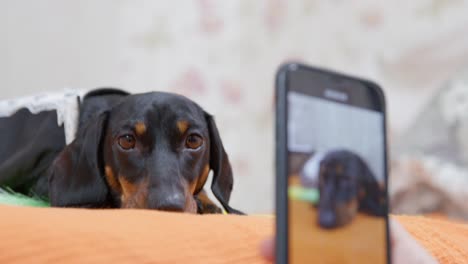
xmin=316 ymin=150 xmax=386 ymax=229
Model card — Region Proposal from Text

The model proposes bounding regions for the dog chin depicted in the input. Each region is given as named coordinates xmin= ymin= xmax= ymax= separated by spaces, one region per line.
xmin=318 ymin=216 xmax=353 ymax=229
xmin=317 ymin=207 xmax=356 ymax=229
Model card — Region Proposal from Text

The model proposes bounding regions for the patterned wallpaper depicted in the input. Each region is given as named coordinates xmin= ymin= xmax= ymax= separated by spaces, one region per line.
xmin=2 ymin=0 xmax=468 ymax=214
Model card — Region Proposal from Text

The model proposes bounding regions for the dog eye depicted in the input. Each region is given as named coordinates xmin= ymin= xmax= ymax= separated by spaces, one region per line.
xmin=186 ymin=134 xmax=203 ymax=149
xmin=118 ymin=134 xmax=136 ymax=150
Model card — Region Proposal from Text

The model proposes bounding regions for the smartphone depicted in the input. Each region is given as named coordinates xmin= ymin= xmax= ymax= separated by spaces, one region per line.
xmin=275 ymin=63 xmax=390 ymax=264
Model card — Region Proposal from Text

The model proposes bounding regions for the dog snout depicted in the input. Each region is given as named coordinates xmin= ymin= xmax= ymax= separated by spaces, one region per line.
xmin=149 ymin=191 xmax=186 ymax=212
xmin=318 ymin=210 xmax=337 ymax=229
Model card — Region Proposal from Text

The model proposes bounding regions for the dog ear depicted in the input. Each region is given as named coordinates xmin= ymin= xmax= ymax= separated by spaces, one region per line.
xmin=205 ymin=113 xmax=244 ymax=214
xmin=357 ymin=157 xmax=387 ymax=216
xmin=48 ymin=112 xmax=110 ymax=207
xmin=78 ymin=88 xmax=129 ymax=130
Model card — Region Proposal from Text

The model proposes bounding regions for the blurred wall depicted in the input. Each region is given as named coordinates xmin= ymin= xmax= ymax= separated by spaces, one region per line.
xmin=2 ymin=0 xmax=468 ymax=213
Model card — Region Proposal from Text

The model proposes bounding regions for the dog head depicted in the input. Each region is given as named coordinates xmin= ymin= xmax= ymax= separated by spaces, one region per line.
xmin=48 ymin=90 xmax=240 ymax=214
xmin=317 ymin=150 xmax=372 ymax=228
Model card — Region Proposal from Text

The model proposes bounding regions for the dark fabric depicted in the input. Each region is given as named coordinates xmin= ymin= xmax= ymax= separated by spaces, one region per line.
xmin=0 ymin=88 xmax=129 ymax=200
xmin=0 ymin=108 xmax=66 ymax=198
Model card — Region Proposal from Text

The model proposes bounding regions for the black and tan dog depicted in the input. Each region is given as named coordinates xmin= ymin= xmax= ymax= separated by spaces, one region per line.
xmin=48 ymin=89 xmax=242 ymax=214
xmin=317 ymin=150 xmax=386 ymax=228
xmin=0 ymin=88 xmax=241 ymax=214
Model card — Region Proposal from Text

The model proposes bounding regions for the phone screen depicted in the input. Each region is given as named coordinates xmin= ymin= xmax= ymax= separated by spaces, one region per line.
xmin=286 ymin=68 xmax=388 ymax=263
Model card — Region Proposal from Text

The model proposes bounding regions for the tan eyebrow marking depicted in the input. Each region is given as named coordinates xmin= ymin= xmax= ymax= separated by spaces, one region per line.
xmin=135 ymin=122 xmax=147 ymax=136
xmin=177 ymin=120 xmax=189 ymax=134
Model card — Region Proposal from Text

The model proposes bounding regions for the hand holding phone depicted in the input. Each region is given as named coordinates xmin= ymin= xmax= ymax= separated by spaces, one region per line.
xmin=275 ymin=63 xmax=390 ymax=263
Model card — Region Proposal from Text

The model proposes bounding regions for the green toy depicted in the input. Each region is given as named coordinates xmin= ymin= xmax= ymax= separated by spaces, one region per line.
xmin=288 ymin=186 xmax=319 ymax=204
xmin=0 ymin=187 xmax=50 ymax=207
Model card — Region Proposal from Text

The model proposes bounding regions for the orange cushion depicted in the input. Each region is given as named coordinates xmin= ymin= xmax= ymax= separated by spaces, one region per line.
xmin=0 ymin=205 xmax=466 ymax=263
xmin=396 ymin=215 xmax=468 ymax=263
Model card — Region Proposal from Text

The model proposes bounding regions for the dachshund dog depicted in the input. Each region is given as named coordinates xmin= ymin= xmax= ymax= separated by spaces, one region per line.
xmin=48 ymin=89 xmax=242 ymax=214
xmin=317 ymin=149 xmax=386 ymax=228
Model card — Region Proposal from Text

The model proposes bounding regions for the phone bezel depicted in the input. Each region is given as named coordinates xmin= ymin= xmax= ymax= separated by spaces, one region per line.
xmin=275 ymin=62 xmax=391 ymax=264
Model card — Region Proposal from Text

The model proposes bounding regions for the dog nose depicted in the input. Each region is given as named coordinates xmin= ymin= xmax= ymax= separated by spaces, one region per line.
xmin=150 ymin=193 xmax=186 ymax=212
xmin=318 ymin=210 xmax=337 ymax=229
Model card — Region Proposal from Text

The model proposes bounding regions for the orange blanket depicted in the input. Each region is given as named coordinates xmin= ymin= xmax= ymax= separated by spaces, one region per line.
xmin=0 ymin=205 xmax=466 ymax=263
